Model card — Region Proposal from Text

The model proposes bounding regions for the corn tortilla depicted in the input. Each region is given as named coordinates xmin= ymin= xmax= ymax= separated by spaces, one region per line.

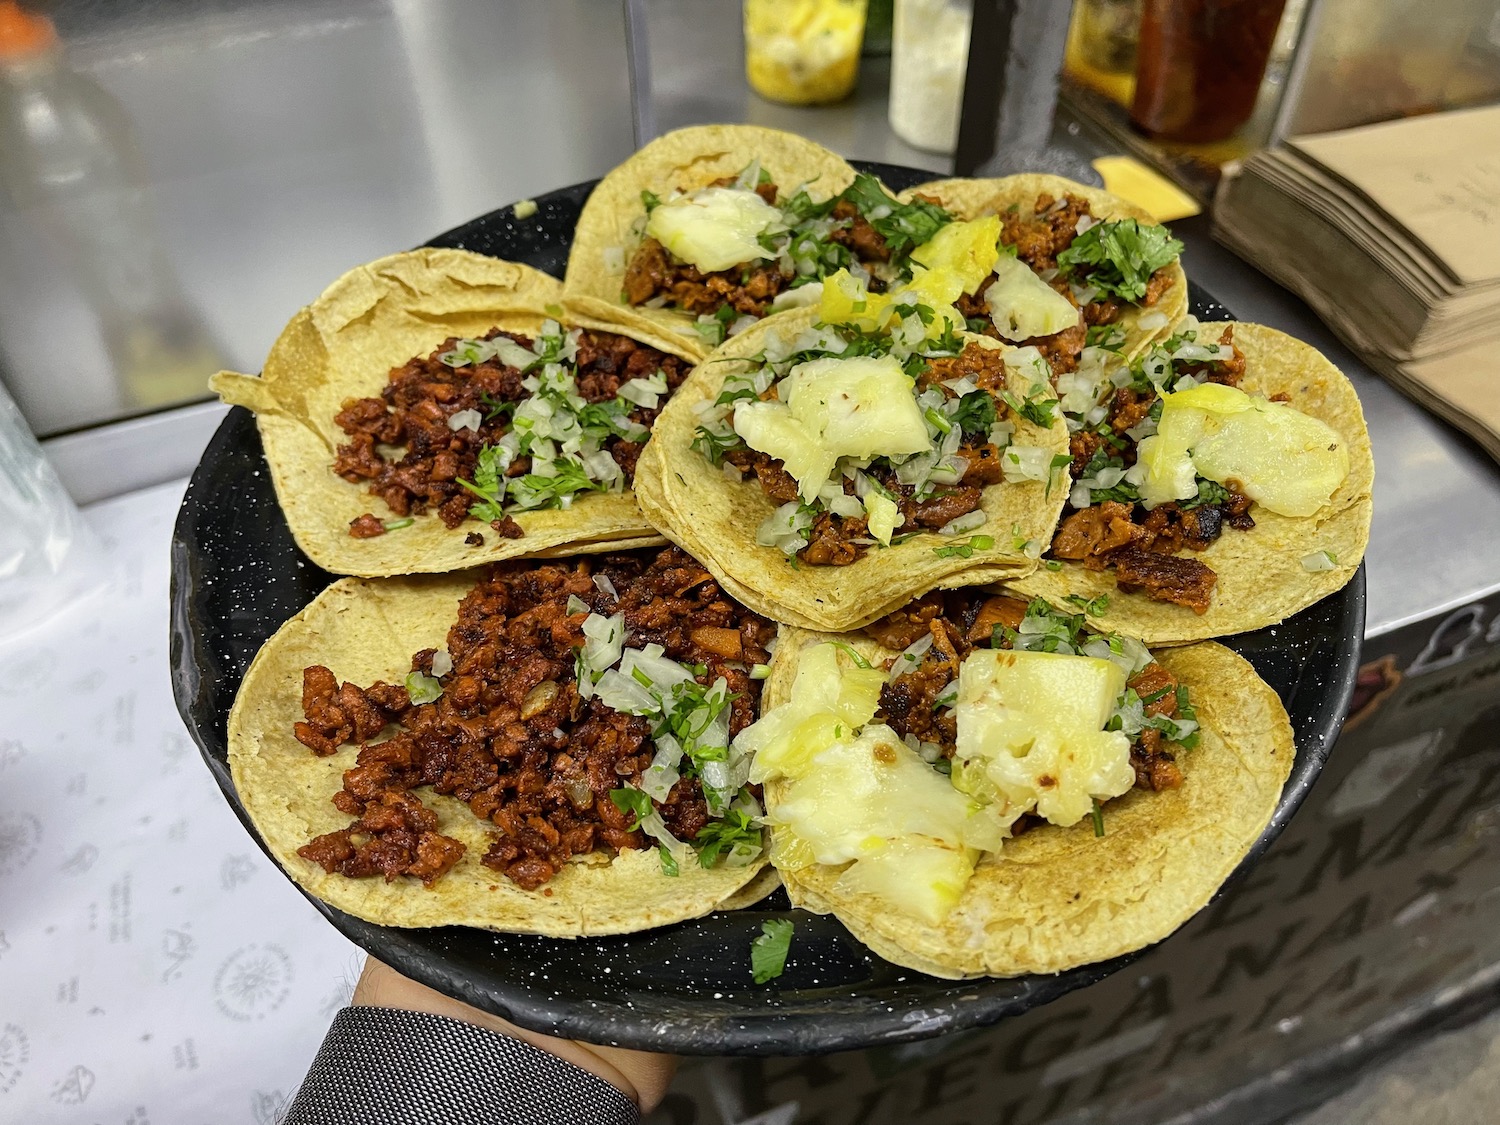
xmin=228 ymin=574 xmax=765 ymax=937
xmin=899 ymin=174 xmax=1190 ymax=359
xmin=1006 ymin=321 xmax=1374 ymax=643
xmin=764 ymin=628 xmax=1294 ymax=977
xmin=211 ymin=248 xmax=697 ymax=577
xmin=634 ymin=307 xmax=1071 ymax=632
xmin=562 ymin=124 xmax=860 ymax=360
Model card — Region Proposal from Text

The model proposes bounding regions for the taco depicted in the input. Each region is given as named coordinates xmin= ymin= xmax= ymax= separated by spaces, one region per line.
xmin=210 ymin=248 xmax=698 ymax=577
xmin=227 ymin=546 xmax=775 ymax=937
xmin=1006 ymin=319 xmax=1373 ymax=642
xmin=563 ymin=124 xmax=956 ymax=359
xmin=897 ymin=174 xmax=1189 ymax=374
xmin=738 ymin=590 xmax=1293 ymax=977
xmin=633 ymin=304 xmax=1071 ymax=633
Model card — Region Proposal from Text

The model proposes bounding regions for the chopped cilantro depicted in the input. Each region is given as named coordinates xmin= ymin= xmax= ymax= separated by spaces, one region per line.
xmin=641 ymin=189 xmax=662 ymax=213
xmin=950 ymin=390 xmax=998 ymax=437
xmin=609 ymin=786 xmax=653 ymax=832
xmin=1002 ymin=388 xmax=1059 ymax=428
xmin=695 ymin=809 xmax=762 ymax=868
xmin=1086 ymin=323 xmax=1128 ymax=350
xmin=751 ymin=919 xmax=795 ymax=984
xmin=835 ymin=173 xmax=952 ymax=259
xmin=1065 ymin=593 xmax=1111 ymax=615
xmin=1057 ymin=219 xmax=1184 ymax=303
xmin=826 ymin=640 xmax=873 ymax=669
xmin=658 ymin=845 xmax=680 ymax=877
xmin=1182 ymin=477 xmax=1230 ymax=510
xmin=932 ymin=534 xmax=994 ymax=559
xmin=693 ymin=304 xmax=738 ymax=348
xmin=382 ymin=517 xmax=414 ymax=531
xmin=1092 ymin=799 xmax=1106 ymax=837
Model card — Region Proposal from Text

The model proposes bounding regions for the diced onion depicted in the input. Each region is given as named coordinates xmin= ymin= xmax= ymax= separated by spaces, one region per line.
xmin=447 ymin=409 xmax=482 ymax=432
xmin=430 ymin=649 xmax=453 ymax=678
xmin=1301 ymin=550 xmax=1339 ymax=572
xmin=1137 ymin=310 xmax=1170 ymax=331
xmin=938 ymin=510 xmax=987 ymax=536
xmin=603 ymin=246 xmax=626 ymax=271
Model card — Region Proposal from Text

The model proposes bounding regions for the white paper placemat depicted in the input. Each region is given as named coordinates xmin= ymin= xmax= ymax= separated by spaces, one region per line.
xmin=0 ymin=479 xmax=360 ymax=1124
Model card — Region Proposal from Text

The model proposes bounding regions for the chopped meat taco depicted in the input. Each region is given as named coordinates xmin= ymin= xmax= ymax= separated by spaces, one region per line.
xmin=739 ymin=591 xmax=1293 ymax=977
xmin=211 ymin=249 xmax=698 ymax=577
xmin=633 ymin=301 xmax=1072 ymax=633
xmin=228 ymin=547 xmax=775 ymax=936
xmin=1006 ymin=319 xmax=1373 ymax=642
xmin=896 ymin=174 xmax=1189 ymax=376
xmin=563 ymin=124 xmax=956 ymax=359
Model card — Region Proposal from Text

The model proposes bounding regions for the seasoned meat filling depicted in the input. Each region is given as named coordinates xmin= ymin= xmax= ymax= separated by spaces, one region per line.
xmin=295 ymin=548 xmax=775 ymax=891
xmin=947 ymin=193 xmax=1177 ymax=376
xmin=863 ymin=591 xmax=1187 ymax=792
xmin=622 ymin=178 xmax=895 ymax=318
xmin=331 ymin=327 xmax=688 ymax=536
xmin=1045 ymin=327 xmax=1255 ymax=613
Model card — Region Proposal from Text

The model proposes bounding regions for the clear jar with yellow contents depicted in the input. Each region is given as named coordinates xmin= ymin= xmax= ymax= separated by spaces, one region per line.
xmin=743 ymin=0 xmax=869 ymax=105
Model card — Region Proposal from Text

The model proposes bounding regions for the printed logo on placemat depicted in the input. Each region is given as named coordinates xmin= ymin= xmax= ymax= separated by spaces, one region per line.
xmin=0 ymin=814 xmax=41 ymax=876
xmin=0 ymin=1023 xmax=28 ymax=1093
xmin=50 ymin=1064 xmax=94 ymax=1105
xmin=214 ymin=944 xmax=293 ymax=1022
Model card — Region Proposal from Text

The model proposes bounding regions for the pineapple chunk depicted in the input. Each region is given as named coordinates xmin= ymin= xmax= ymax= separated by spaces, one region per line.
xmin=742 ymin=643 xmax=884 ymax=783
xmin=833 ymin=838 xmax=976 ymax=925
xmin=786 ymin=356 xmax=932 ymax=459
xmin=1138 ymin=384 xmax=1350 ymax=516
xmin=983 ymin=256 xmax=1081 ymax=342
xmin=645 ymin=187 xmax=781 ymax=272
xmin=732 ymin=402 xmax=837 ymax=501
xmin=955 ymin=649 xmax=1134 ymax=828
xmin=911 ymin=216 xmax=1003 ymax=295
xmin=733 ymin=355 xmax=932 ymax=501
xmin=819 ymin=268 xmax=894 ymax=331
xmin=766 ymin=724 xmax=984 ymax=864
xmin=1188 ymin=399 xmax=1349 ymax=517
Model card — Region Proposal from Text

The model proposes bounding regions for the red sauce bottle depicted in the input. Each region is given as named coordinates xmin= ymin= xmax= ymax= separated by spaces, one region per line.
xmin=1130 ymin=0 xmax=1287 ymax=143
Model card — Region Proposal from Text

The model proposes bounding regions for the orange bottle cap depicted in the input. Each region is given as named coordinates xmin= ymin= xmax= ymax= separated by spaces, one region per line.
xmin=0 ymin=1 xmax=57 ymax=61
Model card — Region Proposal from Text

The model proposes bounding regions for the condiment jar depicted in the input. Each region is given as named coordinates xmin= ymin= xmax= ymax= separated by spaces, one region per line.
xmin=744 ymin=0 xmax=869 ymax=106
xmin=888 ymin=0 xmax=974 ymax=153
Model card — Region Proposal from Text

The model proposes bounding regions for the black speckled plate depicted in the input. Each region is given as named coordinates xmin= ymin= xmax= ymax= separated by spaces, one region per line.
xmin=169 ymin=162 xmax=1365 ymax=1055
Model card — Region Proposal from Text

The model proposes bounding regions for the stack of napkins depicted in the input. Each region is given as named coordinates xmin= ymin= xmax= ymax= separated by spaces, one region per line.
xmin=1215 ymin=106 xmax=1500 ymax=460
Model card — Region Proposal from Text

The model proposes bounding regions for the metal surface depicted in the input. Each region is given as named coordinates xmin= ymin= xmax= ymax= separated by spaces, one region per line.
xmin=168 ymin=168 xmax=1363 ymax=1055
xmin=0 ymin=0 xmax=638 ymax=438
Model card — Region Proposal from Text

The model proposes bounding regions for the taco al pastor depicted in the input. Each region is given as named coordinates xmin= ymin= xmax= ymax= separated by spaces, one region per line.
xmin=228 ymin=546 xmax=776 ymax=936
xmin=740 ymin=590 xmax=1293 ymax=977
xmin=211 ymin=249 xmax=700 ymax=576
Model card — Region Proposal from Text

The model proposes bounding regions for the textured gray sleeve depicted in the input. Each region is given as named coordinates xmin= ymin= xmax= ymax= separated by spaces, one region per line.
xmin=282 ymin=1006 xmax=640 ymax=1125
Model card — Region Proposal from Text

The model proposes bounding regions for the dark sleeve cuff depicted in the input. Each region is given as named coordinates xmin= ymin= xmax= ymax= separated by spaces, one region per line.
xmin=282 ymin=1005 xmax=640 ymax=1125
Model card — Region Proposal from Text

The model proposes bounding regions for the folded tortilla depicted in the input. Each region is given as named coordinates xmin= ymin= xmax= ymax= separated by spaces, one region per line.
xmin=633 ymin=307 xmax=1071 ymax=632
xmin=562 ymin=124 xmax=860 ymax=360
xmin=899 ymin=173 xmax=1189 ymax=359
xmin=1006 ymin=321 xmax=1374 ymax=643
xmin=228 ymin=573 xmax=766 ymax=936
xmin=211 ymin=248 xmax=697 ymax=577
xmin=763 ymin=626 xmax=1294 ymax=978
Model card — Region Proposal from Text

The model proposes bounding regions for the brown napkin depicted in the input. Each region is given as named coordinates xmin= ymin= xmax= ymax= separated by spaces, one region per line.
xmin=1214 ymin=106 xmax=1500 ymax=465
